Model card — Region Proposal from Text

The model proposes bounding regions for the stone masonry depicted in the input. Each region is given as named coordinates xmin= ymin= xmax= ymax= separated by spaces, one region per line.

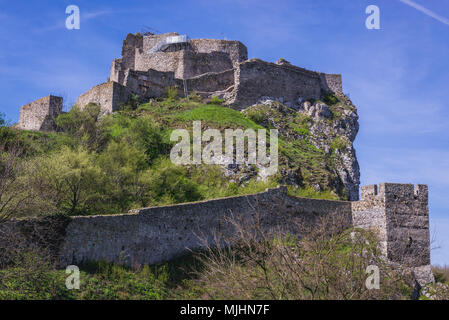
xmin=0 ymin=183 xmax=434 ymax=285
xmin=75 ymin=81 xmax=131 ymax=114
xmin=352 ymin=183 xmax=434 ymax=284
xmin=17 ymin=95 xmax=63 ymax=131
xmin=14 ymin=32 xmax=344 ymax=130
xmin=76 ymin=32 xmax=343 ymax=113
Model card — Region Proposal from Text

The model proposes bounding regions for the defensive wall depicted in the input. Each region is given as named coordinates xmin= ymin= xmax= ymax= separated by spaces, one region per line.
xmin=0 ymin=183 xmax=433 ymax=285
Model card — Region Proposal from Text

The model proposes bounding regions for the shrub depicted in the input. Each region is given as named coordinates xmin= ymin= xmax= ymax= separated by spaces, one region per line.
xmin=188 ymin=213 xmax=414 ymax=300
xmin=245 ymin=106 xmax=268 ymax=125
xmin=128 ymin=115 xmax=170 ymax=163
xmin=33 ymin=146 xmax=104 ymax=215
xmin=323 ymin=93 xmax=339 ymax=106
xmin=55 ymin=104 xmax=104 ymax=150
xmin=0 ymin=112 xmax=6 ymax=127
xmin=433 ymin=265 xmax=449 ymax=284
xmin=165 ymin=86 xmax=179 ymax=101
xmin=210 ymin=96 xmax=224 ymax=105
xmin=187 ymin=91 xmax=202 ymax=102
xmin=330 ymin=136 xmax=347 ymax=152
xmin=119 ymin=94 xmax=140 ymax=111
xmin=146 ymin=159 xmax=202 ymax=205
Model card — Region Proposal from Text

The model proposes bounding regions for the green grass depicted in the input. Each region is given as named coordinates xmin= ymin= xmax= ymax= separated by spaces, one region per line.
xmin=176 ymin=105 xmax=262 ymax=129
xmin=287 ymin=185 xmax=340 ymax=200
xmin=322 ymin=93 xmax=339 ymax=106
xmin=330 ymin=136 xmax=347 ymax=152
xmin=0 ymin=253 xmax=201 ymax=300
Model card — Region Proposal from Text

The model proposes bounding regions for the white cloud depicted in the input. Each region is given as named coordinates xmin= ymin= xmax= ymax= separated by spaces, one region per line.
xmin=398 ymin=0 xmax=449 ymax=26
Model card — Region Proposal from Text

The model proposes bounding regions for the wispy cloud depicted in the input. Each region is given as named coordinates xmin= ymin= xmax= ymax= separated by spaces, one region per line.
xmin=83 ymin=10 xmax=114 ymax=21
xmin=33 ymin=9 xmax=114 ymax=33
xmin=398 ymin=0 xmax=449 ymax=26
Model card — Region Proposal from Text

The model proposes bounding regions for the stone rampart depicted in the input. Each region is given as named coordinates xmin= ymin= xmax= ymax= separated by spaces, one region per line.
xmin=75 ymin=81 xmax=131 ymax=113
xmin=0 ymin=184 xmax=433 ymax=285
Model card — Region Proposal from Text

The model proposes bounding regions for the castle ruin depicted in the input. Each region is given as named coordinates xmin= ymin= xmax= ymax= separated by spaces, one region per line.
xmin=78 ymin=32 xmax=343 ymax=114
xmin=8 ymin=32 xmax=434 ymax=287
xmin=16 ymin=32 xmax=343 ymax=128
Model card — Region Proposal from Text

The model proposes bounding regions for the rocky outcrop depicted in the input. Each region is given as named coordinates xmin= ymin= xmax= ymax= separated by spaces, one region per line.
xmin=243 ymin=94 xmax=360 ymax=200
xmin=302 ymin=100 xmax=360 ymax=201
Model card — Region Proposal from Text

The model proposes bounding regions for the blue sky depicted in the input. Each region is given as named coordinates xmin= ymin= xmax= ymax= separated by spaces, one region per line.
xmin=0 ymin=0 xmax=448 ymax=264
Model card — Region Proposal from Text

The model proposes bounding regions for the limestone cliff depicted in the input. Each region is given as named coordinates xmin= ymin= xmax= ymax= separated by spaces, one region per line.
xmin=243 ymin=94 xmax=360 ymax=201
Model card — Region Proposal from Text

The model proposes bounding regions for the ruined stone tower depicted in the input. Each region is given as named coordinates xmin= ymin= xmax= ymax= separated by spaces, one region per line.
xmin=17 ymin=95 xmax=63 ymax=131
xmin=352 ymin=183 xmax=434 ymax=284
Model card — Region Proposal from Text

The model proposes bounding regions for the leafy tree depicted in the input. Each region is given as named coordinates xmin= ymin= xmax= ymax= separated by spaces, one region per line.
xmin=98 ymin=140 xmax=149 ymax=211
xmin=0 ymin=112 xmax=6 ymax=127
xmin=101 ymin=114 xmax=169 ymax=164
xmin=56 ymin=104 xmax=104 ymax=150
xmin=35 ymin=146 xmax=103 ymax=215
xmin=128 ymin=115 xmax=169 ymax=163
xmin=147 ymin=159 xmax=201 ymax=205
xmin=0 ymin=145 xmax=29 ymax=221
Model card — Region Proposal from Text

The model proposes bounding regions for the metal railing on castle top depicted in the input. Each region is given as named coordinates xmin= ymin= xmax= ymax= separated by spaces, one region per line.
xmin=148 ymin=35 xmax=189 ymax=53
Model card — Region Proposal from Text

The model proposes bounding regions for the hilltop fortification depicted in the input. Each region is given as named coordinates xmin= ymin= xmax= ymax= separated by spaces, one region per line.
xmin=12 ymin=31 xmax=361 ymax=200
xmin=16 ymin=32 xmax=344 ymax=126
xmin=76 ymin=32 xmax=343 ymax=113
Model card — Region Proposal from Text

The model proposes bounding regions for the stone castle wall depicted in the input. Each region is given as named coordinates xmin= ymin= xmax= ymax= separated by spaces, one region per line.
xmin=134 ymin=51 xmax=185 ymax=78
xmin=320 ymin=73 xmax=343 ymax=95
xmin=0 ymin=184 xmax=433 ymax=286
xmin=180 ymin=50 xmax=234 ymax=79
xmin=189 ymin=39 xmax=248 ymax=65
xmin=186 ymin=69 xmax=235 ymax=94
xmin=0 ymin=187 xmax=350 ymax=267
xmin=75 ymin=81 xmax=131 ymax=113
xmin=227 ymin=59 xmax=340 ymax=109
xmin=58 ymin=187 xmax=351 ymax=267
xmin=352 ymin=183 xmax=433 ymax=285
xmin=80 ymin=32 xmax=344 ymax=114
xmin=17 ymin=95 xmax=62 ymax=131
xmin=117 ymin=33 xmax=247 ymax=79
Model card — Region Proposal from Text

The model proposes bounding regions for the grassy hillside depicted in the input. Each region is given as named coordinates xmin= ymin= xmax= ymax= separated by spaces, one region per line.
xmin=1 ymin=93 xmax=347 ymax=219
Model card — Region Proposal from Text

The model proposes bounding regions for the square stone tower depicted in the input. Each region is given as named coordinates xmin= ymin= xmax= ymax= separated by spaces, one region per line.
xmin=352 ymin=183 xmax=433 ymax=284
xmin=17 ymin=95 xmax=62 ymax=131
